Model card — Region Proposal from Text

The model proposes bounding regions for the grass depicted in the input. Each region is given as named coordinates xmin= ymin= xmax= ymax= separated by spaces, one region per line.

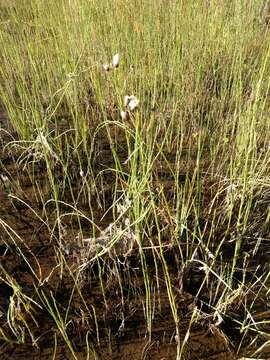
xmin=0 ymin=0 xmax=269 ymax=359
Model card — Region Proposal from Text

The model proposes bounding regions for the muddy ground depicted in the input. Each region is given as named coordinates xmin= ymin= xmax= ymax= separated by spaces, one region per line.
xmin=0 ymin=108 xmax=269 ymax=359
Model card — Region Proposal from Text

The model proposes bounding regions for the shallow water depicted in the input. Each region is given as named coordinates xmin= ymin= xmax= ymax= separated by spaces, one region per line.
xmin=0 ymin=108 xmax=269 ymax=359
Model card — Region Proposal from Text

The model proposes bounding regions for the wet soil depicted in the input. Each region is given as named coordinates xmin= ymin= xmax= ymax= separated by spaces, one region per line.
xmin=0 ymin=108 xmax=269 ymax=359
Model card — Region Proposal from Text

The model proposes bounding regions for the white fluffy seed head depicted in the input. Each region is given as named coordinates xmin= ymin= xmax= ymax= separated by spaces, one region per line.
xmin=128 ymin=97 xmax=139 ymax=111
xmin=102 ymin=63 xmax=110 ymax=71
xmin=124 ymin=95 xmax=130 ymax=107
xmin=120 ymin=110 xmax=128 ymax=121
xmin=112 ymin=53 xmax=120 ymax=68
xmin=124 ymin=95 xmax=139 ymax=111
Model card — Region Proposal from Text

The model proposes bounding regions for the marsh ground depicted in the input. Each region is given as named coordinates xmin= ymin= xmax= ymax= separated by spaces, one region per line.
xmin=0 ymin=1 xmax=270 ymax=359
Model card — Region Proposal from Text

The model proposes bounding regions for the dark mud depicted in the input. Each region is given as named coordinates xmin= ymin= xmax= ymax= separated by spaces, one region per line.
xmin=0 ymin=108 xmax=269 ymax=359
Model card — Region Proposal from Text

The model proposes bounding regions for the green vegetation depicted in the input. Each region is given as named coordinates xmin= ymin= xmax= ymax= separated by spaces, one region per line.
xmin=0 ymin=0 xmax=269 ymax=358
